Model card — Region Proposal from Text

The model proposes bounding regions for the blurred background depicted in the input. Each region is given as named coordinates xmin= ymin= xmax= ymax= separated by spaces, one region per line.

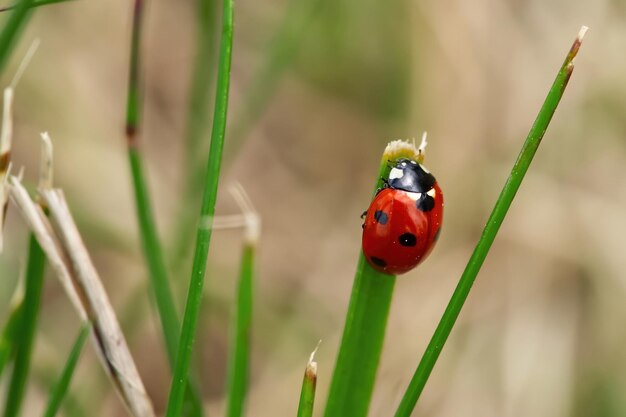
xmin=1 ymin=0 xmax=625 ymax=415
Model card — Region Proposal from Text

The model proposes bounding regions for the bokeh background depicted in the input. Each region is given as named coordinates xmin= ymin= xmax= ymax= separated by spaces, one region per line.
xmin=1 ymin=0 xmax=625 ymax=415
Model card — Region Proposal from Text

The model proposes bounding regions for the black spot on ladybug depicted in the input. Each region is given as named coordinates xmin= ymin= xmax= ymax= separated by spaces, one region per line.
xmin=370 ymin=257 xmax=387 ymax=267
xmin=374 ymin=210 xmax=389 ymax=225
xmin=433 ymin=227 xmax=441 ymax=242
xmin=398 ymin=233 xmax=417 ymax=247
xmin=416 ymin=194 xmax=435 ymax=212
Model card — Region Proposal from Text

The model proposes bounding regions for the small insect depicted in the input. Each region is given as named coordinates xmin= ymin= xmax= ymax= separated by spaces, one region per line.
xmin=361 ymin=157 xmax=443 ymax=274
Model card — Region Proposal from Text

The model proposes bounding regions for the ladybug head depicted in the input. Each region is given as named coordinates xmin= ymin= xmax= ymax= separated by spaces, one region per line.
xmin=387 ymin=158 xmax=436 ymax=193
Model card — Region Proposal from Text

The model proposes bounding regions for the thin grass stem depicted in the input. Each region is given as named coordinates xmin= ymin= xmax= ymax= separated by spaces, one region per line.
xmin=164 ymin=0 xmax=235 ymax=413
xmin=393 ymin=26 xmax=588 ymax=417
xmin=3 ymin=234 xmax=46 ymax=417
xmin=42 ymin=323 xmax=90 ymax=417
xmin=297 ymin=346 xmax=319 ymax=417
xmin=324 ymin=141 xmax=423 ymax=417
xmin=225 ymin=243 xmax=254 ymax=417
xmin=124 ymin=0 xmax=177 ymax=369
xmin=124 ymin=0 xmax=203 ymax=414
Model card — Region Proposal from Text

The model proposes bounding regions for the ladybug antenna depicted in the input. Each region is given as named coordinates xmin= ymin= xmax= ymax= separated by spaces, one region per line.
xmin=417 ymin=131 xmax=428 ymax=163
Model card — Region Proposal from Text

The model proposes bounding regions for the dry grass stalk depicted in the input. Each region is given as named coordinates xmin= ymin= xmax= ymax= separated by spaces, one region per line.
xmin=8 ymin=176 xmax=87 ymax=319
xmin=0 ymin=88 xmax=14 ymax=252
xmin=0 ymin=40 xmax=39 ymax=251
xmin=7 ymin=133 xmax=155 ymax=417
xmin=40 ymin=187 xmax=155 ymax=417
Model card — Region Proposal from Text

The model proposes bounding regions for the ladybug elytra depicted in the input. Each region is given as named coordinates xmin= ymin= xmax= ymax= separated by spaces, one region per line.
xmin=361 ymin=157 xmax=443 ymax=274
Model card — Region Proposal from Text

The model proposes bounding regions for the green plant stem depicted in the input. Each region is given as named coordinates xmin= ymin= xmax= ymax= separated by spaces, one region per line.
xmin=297 ymin=356 xmax=317 ymax=417
xmin=42 ymin=323 xmax=90 ymax=417
xmin=124 ymin=0 xmax=203 ymax=414
xmin=0 ymin=0 xmax=36 ymax=75
xmin=393 ymin=28 xmax=587 ymax=417
xmin=324 ymin=258 xmax=395 ymax=417
xmin=126 ymin=150 xmax=180 ymax=362
xmin=324 ymin=149 xmax=413 ymax=417
xmin=4 ymin=234 xmax=46 ymax=417
xmin=126 ymin=0 xmax=179 ymax=363
xmin=0 ymin=300 xmax=22 ymax=378
xmin=0 ymin=0 xmax=73 ymax=13
xmin=225 ymin=244 xmax=254 ymax=417
xmin=164 ymin=0 xmax=235 ymax=413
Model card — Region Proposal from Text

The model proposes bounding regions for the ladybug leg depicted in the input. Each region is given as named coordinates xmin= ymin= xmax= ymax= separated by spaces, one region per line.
xmin=373 ymin=178 xmax=390 ymax=196
xmin=360 ymin=210 xmax=367 ymax=229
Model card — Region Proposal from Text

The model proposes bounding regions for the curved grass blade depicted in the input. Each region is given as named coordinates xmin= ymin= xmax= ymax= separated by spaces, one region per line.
xmin=324 ymin=141 xmax=423 ymax=417
xmin=42 ymin=323 xmax=90 ymax=417
xmin=124 ymin=0 xmax=203 ymax=414
xmin=0 ymin=0 xmax=36 ymax=75
xmin=0 ymin=0 xmax=75 ymax=13
xmin=297 ymin=345 xmax=319 ymax=417
xmin=393 ymin=26 xmax=588 ymax=417
xmin=3 ymin=234 xmax=46 ymax=417
xmin=164 ymin=0 xmax=235 ymax=413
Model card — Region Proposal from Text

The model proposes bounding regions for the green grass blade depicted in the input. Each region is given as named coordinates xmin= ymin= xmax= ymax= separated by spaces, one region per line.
xmin=0 ymin=0 xmax=74 ymax=13
xmin=42 ymin=323 xmax=90 ymax=417
xmin=393 ymin=27 xmax=588 ymax=417
xmin=124 ymin=0 xmax=204 ymax=414
xmin=0 ymin=297 xmax=23 ymax=378
xmin=297 ymin=348 xmax=318 ymax=417
xmin=225 ymin=243 xmax=254 ymax=417
xmin=124 ymin=0 xmax=176 ymax=371
xmin=0 ymin=0 xmax=36 ymax=75
xmin=126 ymin=151 xmax=181 ymax=359
xmin=164 ymin=0 xmax=235 ymax=413
xmin=3 ymin=234 xmax=46 ymax=417
xmin=324 ymin=142 xmax=423 ymax=417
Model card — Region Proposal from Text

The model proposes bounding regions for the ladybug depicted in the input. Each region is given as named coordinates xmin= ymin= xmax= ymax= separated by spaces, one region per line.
xmin=361 ymin=158 xmax=443 ymax=274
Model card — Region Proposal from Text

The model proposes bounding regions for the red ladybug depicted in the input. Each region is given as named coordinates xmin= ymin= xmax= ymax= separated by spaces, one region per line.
xmin=361 ymin=158 xmax=443 ymax=274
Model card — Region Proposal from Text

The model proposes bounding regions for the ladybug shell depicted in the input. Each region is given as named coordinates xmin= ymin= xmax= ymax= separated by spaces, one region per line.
xmin=362 ymin=183 xmax=443 ymax=275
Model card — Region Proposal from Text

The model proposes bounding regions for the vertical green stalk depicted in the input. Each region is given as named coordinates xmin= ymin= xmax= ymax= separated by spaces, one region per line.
xmin=393 ymin=27 xmax=587 ymax=417
xmin=125 ymin=0 xmax=178 ymax=367
xmin=297 ymin=351 xmax=318 ymax=417
xmin=225 ymin=244 xmax=254 ymax=417
xmin=3 ymin=234 xmax=46 ymax=417
xmin=124 ymin=0 xmax=203 ymax=414
xmin=165 ymin=0 xmax=235 ymax=413
xmin=0 ymin=0 xmax=35 ymax=75
xmin=42 ymin=323 xmax=90 ymax=417
xmin=324 ymin=142 xmax=421 ymax=417
xmin=0 ymin=298 xmax=22 ymax=378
